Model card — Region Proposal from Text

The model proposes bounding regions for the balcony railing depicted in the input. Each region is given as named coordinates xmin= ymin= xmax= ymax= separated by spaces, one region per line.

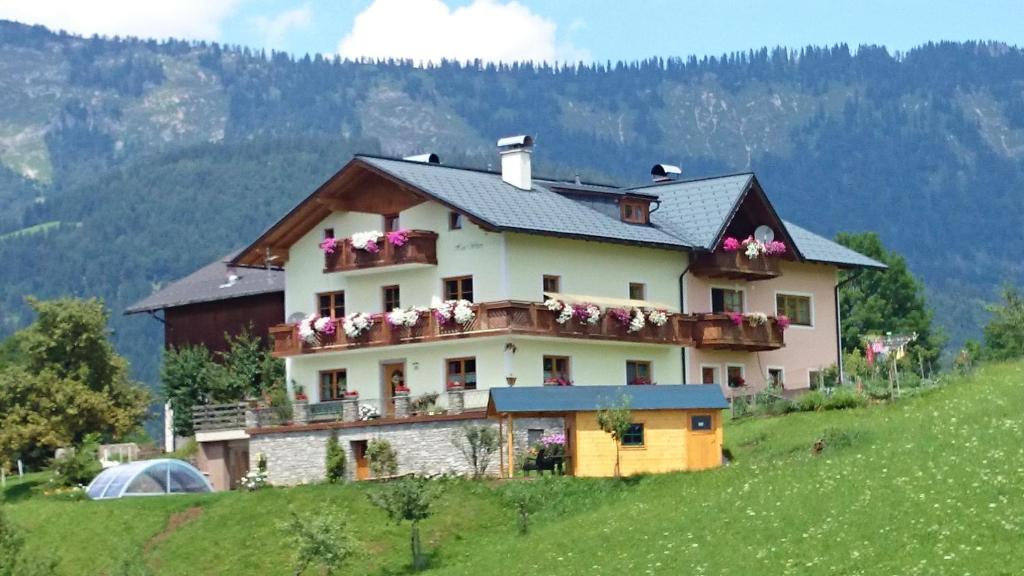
xmin=270 ymin=301 xmax=697 ymax=357
xmin=323 ymin=230 xmax=438 ymax=273
xmin=693 ymin=314 xmax=785 ymax=351
xmin=690 ymin=251 xmax=781 ymax=281
xmin=192 ymin=402 xmax=247 ymax=432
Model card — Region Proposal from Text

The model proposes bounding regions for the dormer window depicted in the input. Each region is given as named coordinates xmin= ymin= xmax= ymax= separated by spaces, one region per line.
xmin=620 ymin=199 xmax=650 ymax=224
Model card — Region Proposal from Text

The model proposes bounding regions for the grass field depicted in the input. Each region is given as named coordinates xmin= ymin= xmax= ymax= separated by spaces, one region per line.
xmin=4 ymin=362 xmax=1023 ymax=575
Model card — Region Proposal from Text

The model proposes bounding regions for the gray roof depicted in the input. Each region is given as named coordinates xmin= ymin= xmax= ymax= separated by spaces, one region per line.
xmin=782 ymin=221 xmax=887 ymax=269
xmin=125 ymin=253 xmax=284 ymax=314
xmin=360 ymin=156 xmax=688 ymax=249
xmin=488 ymin=384 xmax=729 ymax=414
xmin=644 ymin=174 xmax=753 ymax=248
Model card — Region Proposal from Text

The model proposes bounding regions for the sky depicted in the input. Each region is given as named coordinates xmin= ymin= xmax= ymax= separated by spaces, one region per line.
xmin=0 ymin=0 xmax=1021 ymax=63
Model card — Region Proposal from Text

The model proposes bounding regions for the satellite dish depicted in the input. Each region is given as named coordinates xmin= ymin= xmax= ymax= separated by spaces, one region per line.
xmin=754 ymin=225 xmax=775 ymax=243
xmin=287 ymin=312 xmax=307 ymax=323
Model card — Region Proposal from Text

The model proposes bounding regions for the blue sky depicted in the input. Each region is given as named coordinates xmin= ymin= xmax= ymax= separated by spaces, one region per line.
xmin=2 ymin=0 xmax=1021 ymax=62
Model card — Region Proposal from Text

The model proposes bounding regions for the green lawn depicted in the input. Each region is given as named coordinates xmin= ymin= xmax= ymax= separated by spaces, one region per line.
xmin=5 ymin=362 xmax=1023 ymax=575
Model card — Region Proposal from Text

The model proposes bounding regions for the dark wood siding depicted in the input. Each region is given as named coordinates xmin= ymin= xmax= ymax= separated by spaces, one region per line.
xmin=164 ymin=292 xmax=284 ymax=354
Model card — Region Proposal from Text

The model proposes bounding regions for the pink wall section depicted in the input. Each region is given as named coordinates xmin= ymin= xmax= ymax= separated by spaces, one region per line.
xmin=686 ymin=261 xmax=839 ymax=394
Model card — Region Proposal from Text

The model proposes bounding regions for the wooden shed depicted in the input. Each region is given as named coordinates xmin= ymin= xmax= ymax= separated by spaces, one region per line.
xmin=488 ymin=385 xmax=729 ymax=478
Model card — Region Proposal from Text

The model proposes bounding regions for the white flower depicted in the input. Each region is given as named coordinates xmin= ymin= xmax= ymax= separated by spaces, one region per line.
xmin=313 ymin=316 xmax=333 ymax=332
xmin=342 ymin=312 xmax=374 ymax=338
xmin=628 ymin=308 xmax=646 ymax=333
xmin=584 ymin=304 xmax=602 ymax=325
xmin=745 ymin=312 xmax=768 ymax=326
xmin=556 ymin=306 xmax=573 ymax=325
xmin=646 ymin=308 xmax=668 ymax=327
xmin=350 ymin=230 xmax=383 ymax=251
xmin=298 ymin=314 xmax=318 ymax=343
xmin=745 ymin=241 xmax=763 ymax=259
xmin=452 ymin=300 xmax=476 ymax=325
xmin=544 ymin=298 xmax=564 ymax=312
xmin=387 ymin=307 xmax=421 ymax=328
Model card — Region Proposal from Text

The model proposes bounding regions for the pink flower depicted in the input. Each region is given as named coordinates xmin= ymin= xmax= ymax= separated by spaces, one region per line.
xmin=608 ymin=308 xmax=631 ymax=327
xmin=319 ymin=237 xmax=338 ymax=254
xmin=777 ymin=315 xmax=791 ymax=330
xmin=386 ymin=229 xmax=410 ymax=247
xmin=766 ymin=241 xmax=787 ymax=255
xmin=722 ymin=237 xmax=740 ymax=252
xmin=365 ymin=239 xmax=380 ymax=253
xmin=320 ymin=319 xmax=336 ymax=335
xmin=727 ymin=312 xmax=744 ymax=326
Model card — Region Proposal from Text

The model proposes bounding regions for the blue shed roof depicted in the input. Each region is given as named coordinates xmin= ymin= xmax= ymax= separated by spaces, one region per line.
xmin=487 ymin=385 xmax=729 ymax=415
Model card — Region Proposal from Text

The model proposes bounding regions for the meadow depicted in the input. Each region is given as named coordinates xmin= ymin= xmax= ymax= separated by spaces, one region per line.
xmin=4 ymin=362 xmax=1022 ymax=575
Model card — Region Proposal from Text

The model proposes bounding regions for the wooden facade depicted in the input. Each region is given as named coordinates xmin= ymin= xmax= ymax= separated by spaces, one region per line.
xmin=164 ymin=292 xmax=284 ymax=354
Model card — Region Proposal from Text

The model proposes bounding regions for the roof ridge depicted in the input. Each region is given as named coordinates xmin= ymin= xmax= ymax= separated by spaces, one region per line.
xmin=355 ymin=153 xmax=622 ymax=188
xmin=628 ymin=171 xmax=754 ymax=190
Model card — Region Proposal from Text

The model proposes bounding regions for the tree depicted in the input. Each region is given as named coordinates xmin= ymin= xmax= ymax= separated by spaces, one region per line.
xmin=451 ymin=425 xmax=499 ymax=479
xmin=835 ymin=232 xmax=943 ymax=368
xmin=596 ymin=395 xmax=633 ymax=478
xmin=0 ymin=298 xmax=150 ymax=466
xmin=983 ymin=285 xmax=1024 ymax=361
xmin=369 ymin=475 xmax=444 ymax=571
xmin=325 ymin=432 xmax=346 ymax=483
xmin=502 ymin=481 xmax=538 ymax=535
xmin=278 ymin=510 xmax=354 ymax=576
xmin=366 ymin=439 xmax=398 ymax=479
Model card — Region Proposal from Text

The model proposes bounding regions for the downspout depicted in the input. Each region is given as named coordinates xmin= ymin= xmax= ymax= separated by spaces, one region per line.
xmin=834 ymin=270 xmax=863 ymax=385
xmin=679 ymin=257 xmax=692 ymax=383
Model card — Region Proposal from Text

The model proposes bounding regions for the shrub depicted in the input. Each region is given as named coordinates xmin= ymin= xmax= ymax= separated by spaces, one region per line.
xmin=451 ymin=425 xmax=499 ymax=479
xmin=410 ymin=392 xmax=440 ymax=414
xmin=0 ymin=507 xmax=59 ymax=576
xmin=278 ymin=510 xmax=354 ymax=576
xmin=325 ymin=432 xmax=346 ymax=483
xmin=796 ymin=390 xmax=826 ymax=412
xmin=824 ymin=387 xmax=868 ymax=410
xmin=50 ymin=433 xmax=102 ymax=487
xmin=502 ymin=481 xmax=538 ymax=535
xmin=765 ymin=398 xmax=796 ymax=416
xmin=821 ymin=427 xmax=864 ymax=450
xmin=269 ymin=383 xmax=293 ymax=424
xmin=369 ymin=475 xmax=445 ymax=571
xmin=366 ymin=439 xmax=398 ymax=478
xmin=731 ymin=396 xmax=751 ymax=418
xmin=240 ymin=453 xmax=268 ymax=491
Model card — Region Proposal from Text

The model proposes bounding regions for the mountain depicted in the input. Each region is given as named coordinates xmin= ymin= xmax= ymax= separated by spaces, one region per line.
xmin=1 ymin=20 xmax=1022 ymax=385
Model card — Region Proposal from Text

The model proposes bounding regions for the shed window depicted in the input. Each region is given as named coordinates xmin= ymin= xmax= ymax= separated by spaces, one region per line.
xmin=621 ymin=423 xmax=644 ymax=447
xmin=691 ymin=415 xmax=713 ymax=431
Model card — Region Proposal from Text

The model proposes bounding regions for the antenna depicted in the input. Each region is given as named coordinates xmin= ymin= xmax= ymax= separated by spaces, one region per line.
xmin=754 ymin=225 xmax=775 ymax=243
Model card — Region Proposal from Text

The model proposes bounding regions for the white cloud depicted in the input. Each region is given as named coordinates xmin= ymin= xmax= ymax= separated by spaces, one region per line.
xmin=0 ymin=0 xmax=241 ymax=41
xmin=338 ymin=0 xmax=589 ymax=64
xmin=252 ymin=4 xmax=313 ymax=50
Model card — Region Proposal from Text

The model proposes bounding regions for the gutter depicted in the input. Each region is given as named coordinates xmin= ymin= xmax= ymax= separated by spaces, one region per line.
xmin=834 ymin=269 xmax=864 ymax=385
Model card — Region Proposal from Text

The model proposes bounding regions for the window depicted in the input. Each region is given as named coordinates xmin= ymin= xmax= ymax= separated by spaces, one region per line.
xmin=382 ymin=285 xmax=401 ymax=312
xmin=319 ymin=370 xmax=347 ymax=401
xmin=542 ymin=275 xmax=561 ymax=294
xmin=690 ymin=414 xmax=713 ymax=431
xmin=726 ymin=364 xmax=746 ymax=388
xmin=621 ymin=423 xmax=644 ymax=446
xmin=701 ymin=365 xmax=720 ymax=385
xmin=527 ymin=429 xmax=545 ymax=446
xmin=768 ymin=368 xmax=785 ymax=389
xmin=323 ymin=228 xmax=335 ymax=239
xmin=628 ymin=282 xmax=646 ymax=300
xmin=809 ymin=370 xmax=823 ymax=390
xmin=447 ymin=357 xmax=477 ymax=390
xmin=626 ymin=360 xmax=652 ymax=385
xmin=776 ymin=293 xmax=812 ymax=326
xmin=711 ymin=287 xmax=744 ymax=313
xmin=543 ymin=356 xmax=571 ymax=385
xmin=318 ymin=291 xmax=345 ymax=319
xmin=443 ymin=276 xmax=474 ymax=302
xmin=449 ymin=211 xmax=463 ymax=230
xmin=383 ymin=214 xmax=400 ymax=232
xmin=620 ymin=200 xmax=649 ymax=224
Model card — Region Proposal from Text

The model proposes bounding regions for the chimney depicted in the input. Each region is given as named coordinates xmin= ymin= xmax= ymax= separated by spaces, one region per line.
xmin=650 ymin=164 xmax=682 ymax=183
xmin=497 ymin=135 xmax=534 ymax=190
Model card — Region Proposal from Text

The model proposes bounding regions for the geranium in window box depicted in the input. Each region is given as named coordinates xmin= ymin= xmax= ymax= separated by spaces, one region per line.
xmin=776 ymin=315 xmax=791 ymax=331
xmin=446 ymin=381 xmax=465 ymax=391
xmin=298 ymin=314 xmax=336 ymax=345
xmin=385 ymin=229 xmax=410 ymax=247
xmin=629 ymin=377 xmax=654 ymax=385
xmin=393 ymin=385 xmax=410 ymax=395
xmin=608 ymin=307 xmax=646 ymax=333
xmin=543 ymin=377 xmax=573 ymax=387
xmin=319 ymin=236 xmax=339 ymax=254
xmin=342 ymin=390 xmax=359 ymax=399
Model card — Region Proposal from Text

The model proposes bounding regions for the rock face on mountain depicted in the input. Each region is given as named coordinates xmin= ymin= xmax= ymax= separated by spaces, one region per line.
xmin=0 ymin=20 xmax=1022 ymax=380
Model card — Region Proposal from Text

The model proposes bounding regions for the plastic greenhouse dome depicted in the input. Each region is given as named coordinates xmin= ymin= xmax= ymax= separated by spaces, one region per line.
xmin=86 ymin=458 xmax=213 ymax=500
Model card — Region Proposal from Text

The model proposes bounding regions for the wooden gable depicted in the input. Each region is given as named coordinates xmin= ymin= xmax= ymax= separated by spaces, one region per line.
xmin=714 ymin=178 xmax=801 ymax=261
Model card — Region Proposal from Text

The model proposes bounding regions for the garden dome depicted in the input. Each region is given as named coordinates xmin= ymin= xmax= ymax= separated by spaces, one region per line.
xmin=86 ymin=458 xmax=212 ymax=500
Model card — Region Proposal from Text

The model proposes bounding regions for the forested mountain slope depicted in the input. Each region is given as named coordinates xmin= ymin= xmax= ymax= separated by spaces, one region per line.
xmin=1 ymin=20 xmax=1022 ymax=383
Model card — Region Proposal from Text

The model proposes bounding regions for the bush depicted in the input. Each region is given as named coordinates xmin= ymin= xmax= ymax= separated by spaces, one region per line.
xmin=796 ymin=390 xmax=826 ymax=412
xmin=731 ymin=396 xmax=751 ymax=418
xmin=325 ymin=432 xmax=346 ymax=483
xmin=824 ymin=387 xmax=868 ymax=410
xmin=451 ymin=425 xmax=499 ymax=479
xmin=366 ymin=439 xmax=398 ymax=478
xmin=50 ymin=434 xmax=102 ymax=487
xmin=821 ymin=427 xmax=864 ymax=450
xmin=279 ymin=510 xmax=354 ymax=575
xmin=765 ymin=398 xmax=796 ymax=416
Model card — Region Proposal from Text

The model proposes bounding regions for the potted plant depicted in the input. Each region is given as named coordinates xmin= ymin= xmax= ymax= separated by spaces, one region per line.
xmin=446 ymin=380 xmax=465 ymax=391
xmin=343 ymin=390 xmax=359 ymax=399
xmin=294 ymin=385 xmax=308 ymax=402
xmin=394 ymin=385 xmax=410 ymax=395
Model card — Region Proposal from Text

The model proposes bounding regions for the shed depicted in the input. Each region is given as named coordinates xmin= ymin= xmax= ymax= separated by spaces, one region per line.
xmin=488 ymin=385 xmax=728 ymax=478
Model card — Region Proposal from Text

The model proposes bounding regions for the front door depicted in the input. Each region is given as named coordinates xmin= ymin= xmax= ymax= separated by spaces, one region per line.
xmin=351 ymin=440 xmax=369 ymax=480
xmin=382 ymin=362 xmax=405 ymax=417
xmin=686 ymin=412 xmax=720 ymax=470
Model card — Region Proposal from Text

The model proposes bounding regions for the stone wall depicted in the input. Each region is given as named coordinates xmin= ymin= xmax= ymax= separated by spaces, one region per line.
xmin=249 ymin=416 xmax=564 ymax=486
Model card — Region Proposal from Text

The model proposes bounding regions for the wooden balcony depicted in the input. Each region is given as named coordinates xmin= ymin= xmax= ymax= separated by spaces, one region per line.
xmin=694 ymin=314 xmax=785 ymax=351
xmin=690 ymin=251 xmax=781 ymax=281
xmin=323 ymin=230 xmax=438 ymax=273
xmin=270 ymin=301 xmax=696 ymax=357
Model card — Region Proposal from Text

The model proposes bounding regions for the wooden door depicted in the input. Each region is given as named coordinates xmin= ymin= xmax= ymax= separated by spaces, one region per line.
xmin=382 ymin=362 xmax=405 ymax=417
xmin=351 ymin=440 xmax=369 ymax=481
xmin=686 ymin=412 xmax=720 ymax=470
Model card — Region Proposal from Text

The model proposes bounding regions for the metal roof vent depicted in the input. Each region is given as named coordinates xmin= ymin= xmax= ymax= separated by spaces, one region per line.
xmin=497 ymin=135 xmax=534 ymax=190
xmin=404 ymin=153 xmax=440 ymax=164
xmin=651 ymin=164 xmax=682 ymax=182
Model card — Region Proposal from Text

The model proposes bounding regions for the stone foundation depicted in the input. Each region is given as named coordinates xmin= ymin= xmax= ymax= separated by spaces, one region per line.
xmin=249 ymin=415 xmax=564 ymax=485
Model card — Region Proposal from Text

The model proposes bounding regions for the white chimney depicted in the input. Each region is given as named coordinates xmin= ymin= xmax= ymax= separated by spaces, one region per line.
xmin=497 ymin=135 xmax=534 ymax=190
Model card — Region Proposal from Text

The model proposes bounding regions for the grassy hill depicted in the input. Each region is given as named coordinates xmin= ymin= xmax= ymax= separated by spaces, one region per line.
xmin=4 ymin=362 xmax=1022 ymax=575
